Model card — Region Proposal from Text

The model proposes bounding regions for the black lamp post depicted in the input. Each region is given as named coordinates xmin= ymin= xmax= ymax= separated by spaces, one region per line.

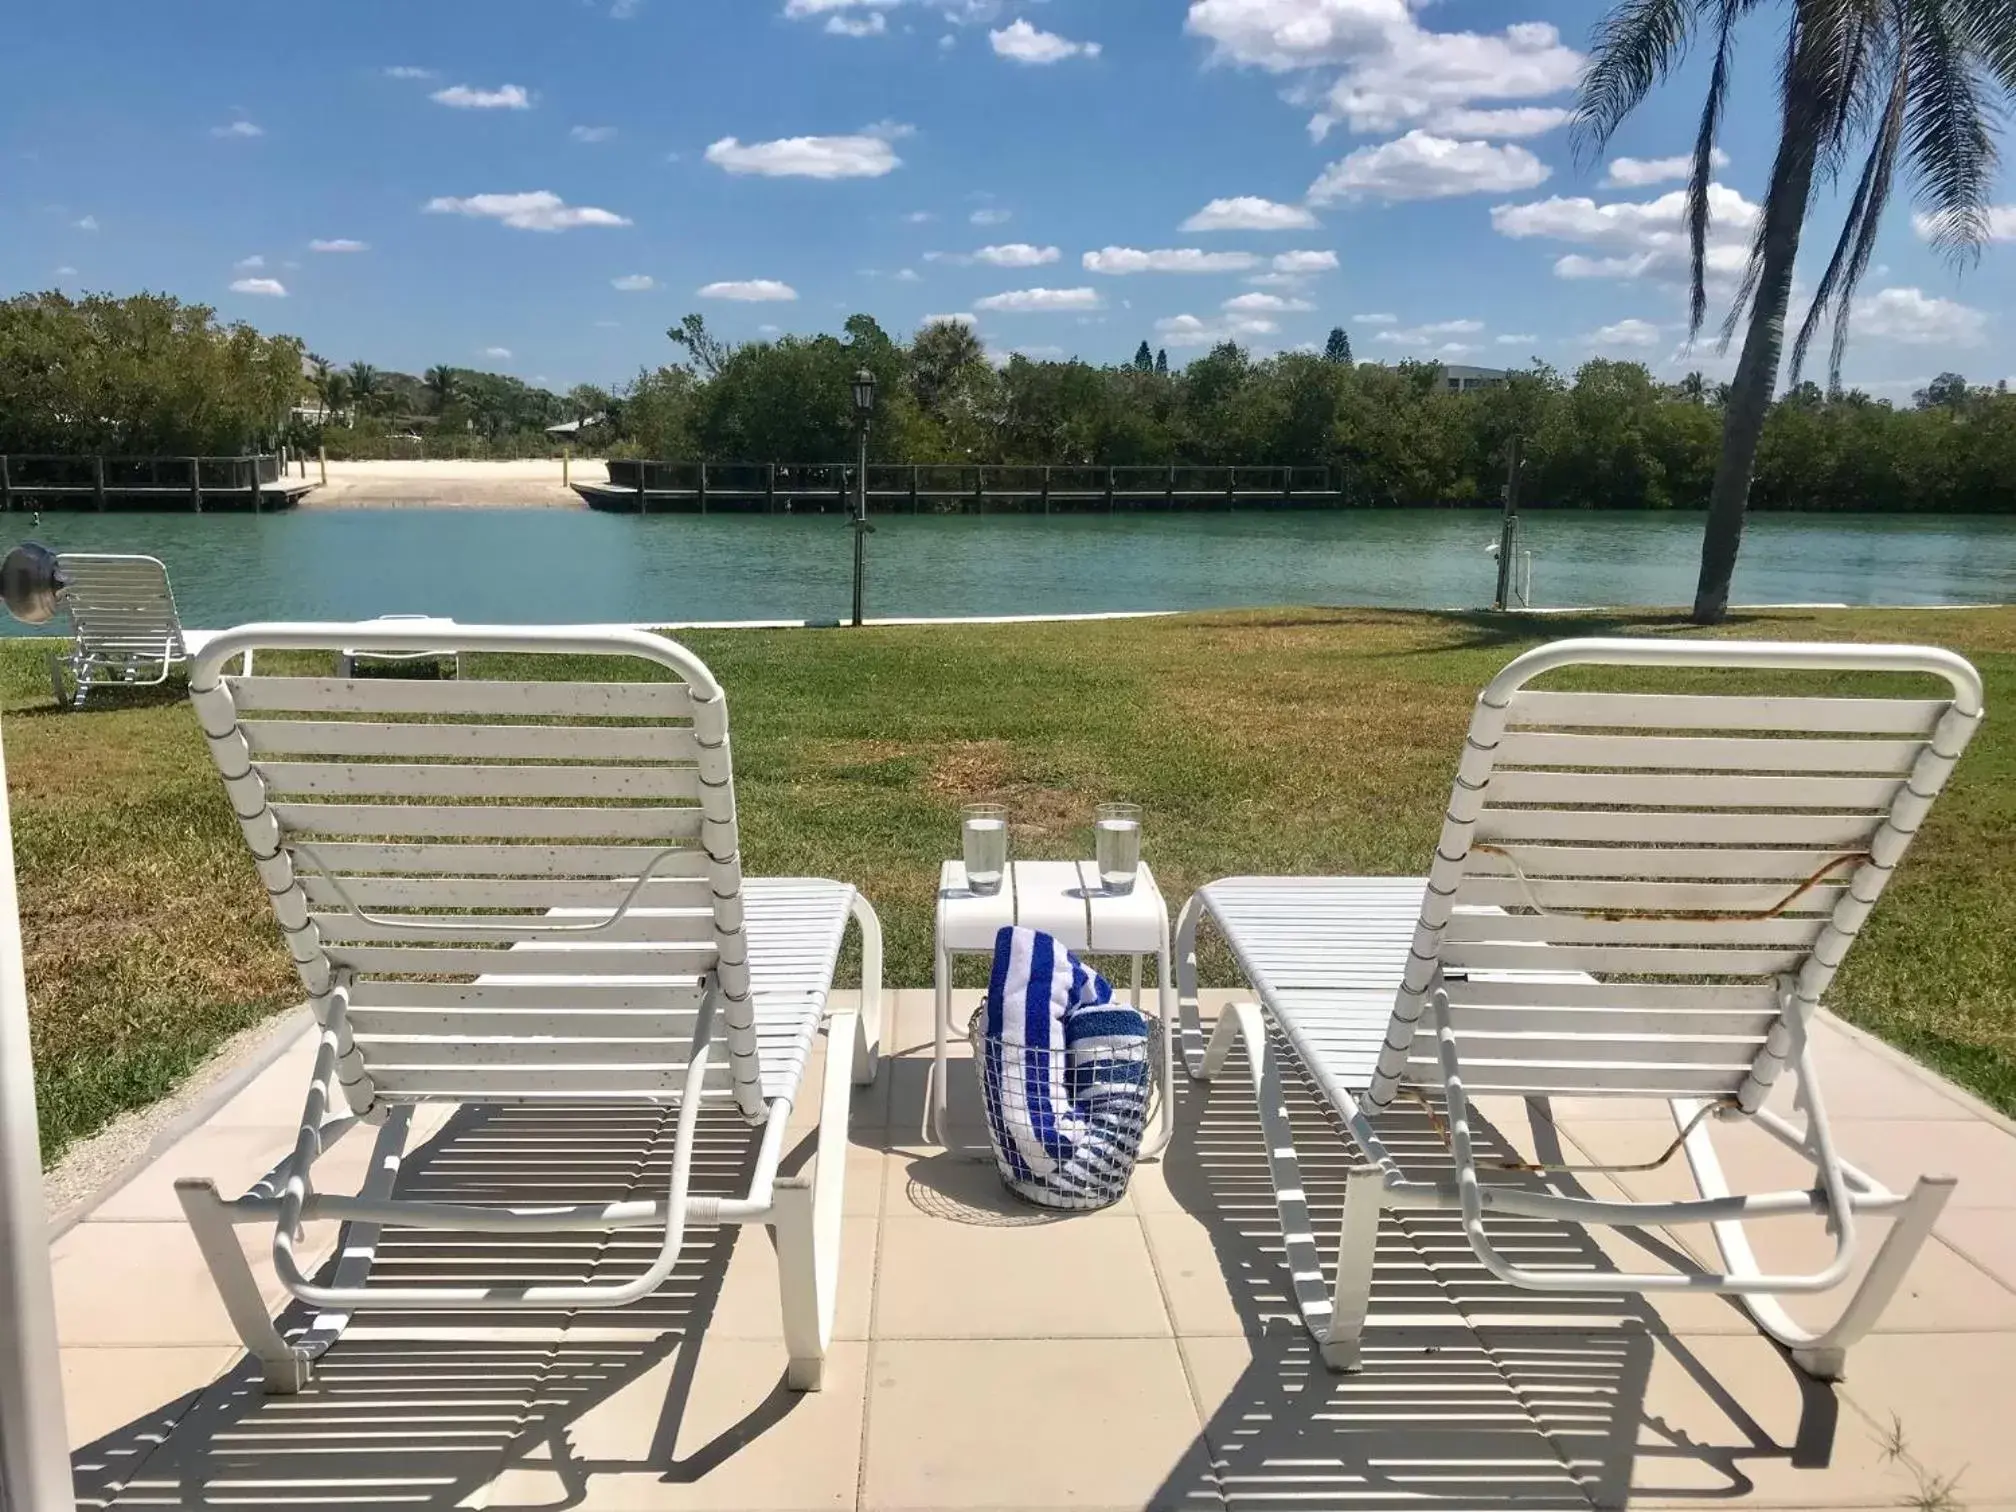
xmin=850 ymin=368 xmax=877 ymax=628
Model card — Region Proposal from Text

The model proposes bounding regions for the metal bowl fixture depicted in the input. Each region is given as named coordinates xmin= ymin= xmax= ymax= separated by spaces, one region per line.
xmin=0 ymin=543 xmax=68 ymax=625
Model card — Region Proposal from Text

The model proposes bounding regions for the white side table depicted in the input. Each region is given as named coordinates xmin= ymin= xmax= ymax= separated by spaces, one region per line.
xmin=927 ymin=859 xmax=1176 ymax=1158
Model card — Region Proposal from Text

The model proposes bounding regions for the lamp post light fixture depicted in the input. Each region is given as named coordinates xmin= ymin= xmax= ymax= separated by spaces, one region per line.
xmin=850 ymin=368 xmax=877 ymax=628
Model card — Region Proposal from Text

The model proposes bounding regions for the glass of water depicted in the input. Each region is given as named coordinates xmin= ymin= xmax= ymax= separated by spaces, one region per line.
xmin=1095 ymin=802 xmax=1142 ymax=893
xmin=961 ymin=804 xmax=1008 ymax=895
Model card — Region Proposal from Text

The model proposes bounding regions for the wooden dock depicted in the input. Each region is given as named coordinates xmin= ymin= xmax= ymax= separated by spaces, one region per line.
xmin=578 ymin=461 xmax=1344 ymax=513
xmin=0 ymin=454 xmax=314 ymax=512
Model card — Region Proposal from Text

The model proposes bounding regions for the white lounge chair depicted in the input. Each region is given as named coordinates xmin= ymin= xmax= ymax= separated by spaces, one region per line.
xmin=1175 ymin=637 xmax=1983 ymax=1381
xmin=45 ymin=552 xmax=225 ymax=708
xmin=174 ymin=621 xmax=882 ymax=1393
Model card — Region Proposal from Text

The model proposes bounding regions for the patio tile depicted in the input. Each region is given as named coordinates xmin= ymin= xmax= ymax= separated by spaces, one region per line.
xmin=702 ymin=1216 xmax=877 ymax=1342
xmin=1835 ymin=1332 xmax=2016 ymax=1504
xmin=1142 ymin=1207 xmax=1463 ymax=1338
xmin=113 ymin=1340 xmax=553 ymax=1507
xmin=884 ymin=1139 xmax=1144 ymax=1217
xmin=197 ymin=1032 xmax=319 ymax=1126
xmin=1934 ymin=1207 xmax=2016 ymax=1291
xmin=874 ymin=1209 xmax=1172 ymax=1338
xmin=1181 ymin=1331 xmax=1589 ymax=1510
xmin=1825 ymin=1118 xmax=2016 ymax=1208
xmin=477 ymin=1339 xmax=870 ymax=1510
xmin=1764 ymin=1024 xmax=1988 ymax=1121
xmin=1488 ymin=1328 xmax=1911 ymax=1509
xmin=862 ymin=1338 xmax=1212 ymax=1510
xmin=63 ymin=1346 xmax=234 ymax=1508
xmin=52 ymin=1219 xmax=338 ymax=1348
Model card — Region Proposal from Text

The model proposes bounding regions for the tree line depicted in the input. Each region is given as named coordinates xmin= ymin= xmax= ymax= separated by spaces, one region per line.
xmin=6 ymin=290 xmax=2016 ymax=513
xmin=618 ymin=312 xmax=2016 ymax=514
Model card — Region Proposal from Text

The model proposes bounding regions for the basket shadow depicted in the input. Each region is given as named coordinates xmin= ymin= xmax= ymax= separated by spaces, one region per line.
xmin=70 ymin=1100 xmax=809 ymax=1510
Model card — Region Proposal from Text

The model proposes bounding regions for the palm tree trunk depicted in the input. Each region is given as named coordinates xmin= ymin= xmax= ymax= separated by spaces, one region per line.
xmin=1693 ymin=124 xmax=1821 ymax=623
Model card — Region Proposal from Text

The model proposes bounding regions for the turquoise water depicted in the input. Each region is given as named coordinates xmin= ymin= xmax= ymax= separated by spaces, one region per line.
xmin=4 ymin=509 xmax=2011 ymax=630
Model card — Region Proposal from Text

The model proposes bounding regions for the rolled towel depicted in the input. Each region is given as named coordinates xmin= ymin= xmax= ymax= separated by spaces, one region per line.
xmin=979 ymin=925 xmax=1152 ymax=1208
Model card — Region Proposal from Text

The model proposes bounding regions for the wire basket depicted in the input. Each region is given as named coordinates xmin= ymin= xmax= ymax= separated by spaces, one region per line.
xmin=967 ymin=1005 xmax=1161 ymax=1212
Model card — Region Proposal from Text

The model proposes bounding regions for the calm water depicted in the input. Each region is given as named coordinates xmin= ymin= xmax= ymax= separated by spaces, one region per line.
xmin=4 ymin=509 xmax=2011 ymax=630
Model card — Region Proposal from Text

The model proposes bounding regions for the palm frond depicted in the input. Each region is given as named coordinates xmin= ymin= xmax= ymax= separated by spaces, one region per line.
xmin=1791 ymin=51 xmax=1908 ymax=386
xmin=1905 ymin=0 xmax=1999 ymax=264
xmin=1688 ymin=0 xmax=1746 ymax=335
xmin=1948 ymin=0 xmax=2016 ymax=90
xmin=1574 ymin=0 xmax=1699 ymax=159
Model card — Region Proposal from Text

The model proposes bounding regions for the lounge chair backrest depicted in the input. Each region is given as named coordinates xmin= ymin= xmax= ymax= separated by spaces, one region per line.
xmin=57 ymin=553 xmax=187 ymax=662
xmin=187 ymin=623 xmax=763 ymax=1120
xmin=1373 ymin=638 xmax=1984 ymax=1113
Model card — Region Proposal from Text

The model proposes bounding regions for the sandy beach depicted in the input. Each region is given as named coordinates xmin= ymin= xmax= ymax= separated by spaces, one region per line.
xmin=296 ymin=458 xmax=608 ymax=508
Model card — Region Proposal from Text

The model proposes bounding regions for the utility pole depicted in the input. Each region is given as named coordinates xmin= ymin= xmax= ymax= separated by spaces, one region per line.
xmin=1493 ymin=435 xmax=1523 ymax=612
xmin=850 ymin=369 xmax=877 ymax=627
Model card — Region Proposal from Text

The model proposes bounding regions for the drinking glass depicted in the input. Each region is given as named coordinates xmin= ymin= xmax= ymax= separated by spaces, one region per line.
xmin=1095 ymin=802 xmax=1142 ymax=893
xmin=961 ymin=804 xmax=1008 ymax=895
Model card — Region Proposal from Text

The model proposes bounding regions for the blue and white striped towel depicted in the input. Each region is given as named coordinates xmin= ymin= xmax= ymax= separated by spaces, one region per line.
xmin=979 ymin=925 xmax=1152 ymax=1209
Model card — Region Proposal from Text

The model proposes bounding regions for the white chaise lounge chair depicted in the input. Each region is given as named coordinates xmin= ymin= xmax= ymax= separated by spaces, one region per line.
xmin=174 ymin=621 xmax=882 ymax=1393
xmin=46 ymin=552 xmax=218 ymax=708
xmin=1175 ymin=637 xmax=1983 ymax=1381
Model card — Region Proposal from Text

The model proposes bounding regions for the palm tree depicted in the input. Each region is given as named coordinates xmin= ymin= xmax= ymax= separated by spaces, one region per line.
xmin=322 ymin=370 xmax=352 ymax=424
xmin=1578 ymin=0 xmax=2016 ymax=623
xmin=346 ymin=361 xmax=382 ymax=419
xmin=423 ymin=365 xmax=459 ymax=414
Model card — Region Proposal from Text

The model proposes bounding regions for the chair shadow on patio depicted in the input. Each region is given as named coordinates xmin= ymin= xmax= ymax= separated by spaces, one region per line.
xmin=1144 ymin=1038 xmax=1850 ymax=1511
xmin=71 ymin=1100 xmax=826 ymax=1509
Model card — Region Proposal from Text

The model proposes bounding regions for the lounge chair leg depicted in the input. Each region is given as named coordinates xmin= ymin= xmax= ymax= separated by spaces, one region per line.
xmin=1208 ymin=1001 xmax=1362 ymax=1363
xmin=1322 ymin=1166 xmax=1384 ymax=1372
xmin=1173 ymin=893 xmax=1211 ymax=1079
xmin=778 ymin=1008 xmax=856 ymax=1391
xmin=1683 ymin=1100 xmax=1954 ymax=1382
xmin=174 ymin=1178 xmax=312 ymax=1393
xmin=849 ymin=894 xmax=883 ymax=1086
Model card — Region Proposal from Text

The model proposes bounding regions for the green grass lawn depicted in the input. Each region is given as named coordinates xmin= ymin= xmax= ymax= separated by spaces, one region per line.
xmin=6 ymin=604 xmax=2013 ymax=1164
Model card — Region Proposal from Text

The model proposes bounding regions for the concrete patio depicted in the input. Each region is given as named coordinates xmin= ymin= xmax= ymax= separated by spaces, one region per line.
xmin=52 ymin=989 xmax=2016 ymax=1511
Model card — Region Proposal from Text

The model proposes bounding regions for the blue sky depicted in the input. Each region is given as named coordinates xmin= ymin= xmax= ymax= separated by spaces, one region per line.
xmin=7 ymin=0 xmax=2014 ymax=397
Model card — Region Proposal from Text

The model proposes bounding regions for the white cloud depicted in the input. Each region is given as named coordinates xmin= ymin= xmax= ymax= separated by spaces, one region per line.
xmin=211 ymin=120 xmax=263 ymax=139
xmin=904 ymin=210 xmax=936 ymax=223
xmin=1309 ymin=131 xmax=1548 ymax=203
xmin=1586 ymin=317 xmax=1661 ymax=348
xmin=1009 ymin=344 xmax=1068 ymax=360
xmin=1431 ymin=105 xmax=1571 ymax=138
xmin=974 ymin=286 xmax=1103 ymax=312
xmin=1245 ymin=271 xmax=1311 ymax=288
xmin=1186 ymin=4 xmax=1583 ymax=138
xmin=784 ymin=0 xmax=899 ymax=13
xmin=1852 ymin=286 xmax=1987 ymax=346
xmin=612 ymin=274 xmax=657 ymax=290
xmin=1496 ymin=332 xmax=1535 ymax=345
xmin=1273 ymin=248 xmax=1337 ymax=273
xmin=757 ymin=322 xmax=783 ymax=334
xmin=894 ymin=267 xmax=921 ymax=281
xmin=53 ymin=265 xmax=77 ymax=277
xmin=74 ymin=215 xmax=98 ymax=231
xmin=482 ymin=346 xmax=513 ymax=359
xmin=1224 ymin=290 xmax=1313 ymax=312
xmin=923 ymin=311 xmax=979 ymax=326
xmin=698 ymin=278 xmax=799 ymax=301
xmin=990 ymin=19 xmax=1101 ymax=63
xmin=309 ymin=238 xmax=369 ymax=252
xmin=1156 ymin=311 xmax=1278 ymax=347
xmin=570 ymin=125 xmax=617 ymax=143
xmin=1604 ymin=148 xmax=1730 ymax=188
xmin=705 ymin=129 xmax=906 ymax=178
xmin=234 ymin=254 xmax=265 ymax=270
xmin=431 ymin=83 xmax=532 ymax=109
xmin=1083 ymin=246 xmax=1260 ymax=274
xmin=940 ymin=32 xmax=957 ymax=48
xmin=424 ymin=190 xmax=631 ymax=231
xmin=611 ymin=0 xmax=643 ymax=16
xmin=1491 ymin=182 xmax=1760 ymax=289
xmin=1181 ymin=195 xmax=1319 ymax=232
xmin=383 ymin=66 xmax=436 ymax=79
xmin=1374 ymin=317 xmax=1485 ymax=349
xmin=1911 ymin=205 xmax=2016 ymax=243
xmin=229 ymin=277 xmax=287 ymax=296
xmin=970 ymin=206 xmax=1012 ymax=225
xmin=974 ymin=242 xmax=1060 ymax=267
xmin=828 ymin=11 xmax=887 ymax=33
xmin=1354 ymin=312 xmax=1398 ymax=324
